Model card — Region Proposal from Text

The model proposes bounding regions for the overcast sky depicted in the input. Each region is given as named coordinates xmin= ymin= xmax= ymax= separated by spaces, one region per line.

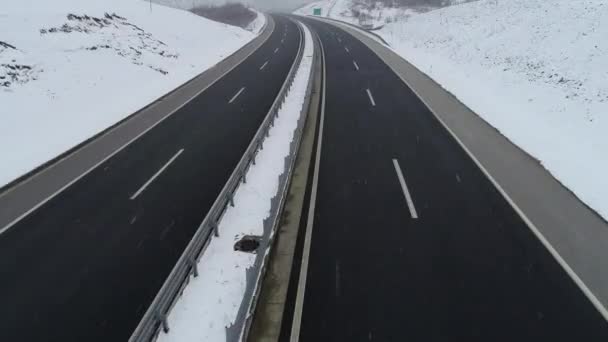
xmin=153 ymin=0 xmax=316 ymax=11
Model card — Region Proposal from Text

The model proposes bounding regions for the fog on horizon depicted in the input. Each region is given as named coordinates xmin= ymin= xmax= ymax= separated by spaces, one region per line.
xmin=153 ymin=0 xmax=317 ymax=11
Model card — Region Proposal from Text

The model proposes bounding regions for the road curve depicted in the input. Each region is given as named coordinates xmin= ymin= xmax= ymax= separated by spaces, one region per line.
xmin=0 ymin=15 xmax=300 ymax=342
xmin=282 ymin=18 xmax=608 ymax=342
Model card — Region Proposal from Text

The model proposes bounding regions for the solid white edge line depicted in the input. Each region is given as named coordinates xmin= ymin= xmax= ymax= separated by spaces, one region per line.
xmin=392 ymin=158 xmax=419 ymax=219
xmin=130 ymin=149 xmax=184 ymax=200
xmin=290 ymin=30 xmax=326 ymax=342
xmin=366 ymin=88 xmax=376 ymax=107
xmin=259 ymin=61 xmax=269 ymax=70
xmin=0 ymin=19 xmax=276 ymax=236
xmin=336 ymin=22 xmax=608 ymax=320
xmin=353 ymin=60 xmax=359 ymax=71
xmin=228 ymin=87 xmax=246 ymax=104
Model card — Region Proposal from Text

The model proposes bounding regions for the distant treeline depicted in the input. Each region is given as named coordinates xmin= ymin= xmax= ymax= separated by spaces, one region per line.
xmin=191 ymin=3 xmax=256 ymax=28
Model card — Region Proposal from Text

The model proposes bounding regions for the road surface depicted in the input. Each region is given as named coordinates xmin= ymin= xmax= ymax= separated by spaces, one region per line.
xmin=0 ymin=15 xmax=300 ymax=342
xmin=283 ymin=18 xmax=608 ymax=342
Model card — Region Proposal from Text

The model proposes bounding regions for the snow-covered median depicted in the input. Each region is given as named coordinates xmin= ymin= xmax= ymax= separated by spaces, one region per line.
xmin=0 ymin=0 xmax=262 ymax=188
xmin=156 ymin=23 xmax=313 ymax=342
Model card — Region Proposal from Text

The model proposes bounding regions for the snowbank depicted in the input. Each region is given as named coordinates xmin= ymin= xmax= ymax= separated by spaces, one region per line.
xmin=0 ymin=0 xmax=259 ymax=187
xmin=156 ymin=23 xmax=314 ymax=342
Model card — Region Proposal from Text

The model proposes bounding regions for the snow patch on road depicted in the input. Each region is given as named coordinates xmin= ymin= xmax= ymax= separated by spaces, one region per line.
xmin=156 ymin=23 xmax=314 ymax=342
xmin=0 ymin=0 xmax=258 ymax=188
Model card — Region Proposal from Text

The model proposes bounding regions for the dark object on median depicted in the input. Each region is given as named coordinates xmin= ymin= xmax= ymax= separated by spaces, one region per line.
xmin=234 ymin=235 xmax=261 ymax=253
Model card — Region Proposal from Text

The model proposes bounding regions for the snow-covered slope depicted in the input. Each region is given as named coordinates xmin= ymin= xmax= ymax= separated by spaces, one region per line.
xmin=298 ymin=0 xmax=608 ymax=220
xmin=294 ymin=0 xmax=448 ymax=26
xmin=0 ymin=0 xmax=260 ymax=188
xmin=376 ymin=0 xmax=608 ymax=220
xmin=294 ymin=0 xmax=338 ymax=18
xmin=328 ymin=0 xmax=421 ymax=27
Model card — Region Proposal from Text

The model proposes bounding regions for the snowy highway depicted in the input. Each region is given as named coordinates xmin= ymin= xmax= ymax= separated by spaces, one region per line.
xmin=279 ymin=18 xmax=608 ymax=341
xmin=1 ymin=3 xmax=608 ymax=341
xmin=0 ymin=14 xmax=300 ymax=342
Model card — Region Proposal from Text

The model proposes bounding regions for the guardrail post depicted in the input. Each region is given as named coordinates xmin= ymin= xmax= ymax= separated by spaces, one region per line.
xmin=156 ymin=310 xmax=169 ymax=334
xmin=189 ymin=256 xmax=199 ymax=278
xmin=229 ymin=192 xmax=235 ymax=207
xmin=213 ymin=222 xmax=219 ymax=237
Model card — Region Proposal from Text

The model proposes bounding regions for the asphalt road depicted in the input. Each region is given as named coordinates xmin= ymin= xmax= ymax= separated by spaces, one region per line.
xmin=0 ymin=15 xmax=300 ymax=342
xmin=284 ymin=18 xmax=608 ymax=341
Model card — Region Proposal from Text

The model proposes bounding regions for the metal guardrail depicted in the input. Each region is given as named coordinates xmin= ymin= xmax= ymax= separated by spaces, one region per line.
xmin=129 ymin=18 xmax=306 ymax=342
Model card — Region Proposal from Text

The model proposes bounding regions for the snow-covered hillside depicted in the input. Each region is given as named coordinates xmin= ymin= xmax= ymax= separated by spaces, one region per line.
xmin=294 ymin=0 xmax=338 ymax=18
xmin=378 ymin=0 xmax=608 ymax=220
xmin=295 ymin=0 xmax=471 ymax=27
xmin=299 ymin=0 xmax=608 ymax=220
xmin=326 ymin=0 xmax=423 ymax=27
xmin=0 ymin=0 xmax=262 ymax=188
